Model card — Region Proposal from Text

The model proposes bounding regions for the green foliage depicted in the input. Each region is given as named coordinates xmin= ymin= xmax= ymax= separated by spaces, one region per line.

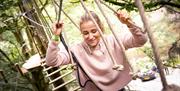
xmin=0 ymin=0 xmax=19 ymax=34
xmin=0 ymin=31 xmax=29 ymax=91
xmin=104 ymin=0 xmax=180 ymax=12
xmin=141 ymin=46 xmax=154 ymax=60
xmin=0 ymin=62 xmax=33 ymax=91
xmin=1 ymin=31 xmax=17 ymax=44
xmin=0 ymin=0 xmax=25 ymax=62
xmin=0 ymin=41 xmax=22 ymax=63
xmin=0 ymin=53 xmax=33 ymax=91
xmin=165 ymin=57 xmax=180 ymax=67
xmin=136 ymin=58 xmax=156 ymax=72
xmin=0 ymin=0 xmax=18 ymax=11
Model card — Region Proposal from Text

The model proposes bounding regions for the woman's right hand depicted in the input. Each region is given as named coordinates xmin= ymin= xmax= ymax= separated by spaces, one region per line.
xmin=52 ymin=21 xmax=64 ymax=36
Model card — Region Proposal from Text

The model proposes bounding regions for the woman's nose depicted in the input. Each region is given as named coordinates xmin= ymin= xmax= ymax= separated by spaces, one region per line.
xmin=88 ymin=33 xmax=94 ymax=39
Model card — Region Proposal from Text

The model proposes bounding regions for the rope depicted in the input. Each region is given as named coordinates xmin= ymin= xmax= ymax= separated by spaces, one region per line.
xmin=54 ymin=0 xmax=76 ymax=65
xmin=35 ymin=0 xmax=53 ymax=38
xmin=22 ymin=13 xmax=51 ymax=29
xmin=39 ymin=0 xmax=53 ymax=23
xmin=57 ymin=0 xmax=63 ymax=23
xmin=54 ymin=0 xmax=65 ymax=54
xmin=95 ymin=0 xmax=133 ymax=72
xmin=52 ymin=0 xmax=58 ymax=20
xmin=20 ymin=9 xmax=45 ymax=58
xmin=54 ymin=0 xmax=79 ymax=29
xmin=20 ymin=0 xmax=169 ymax=90
xmin=80 ymin=0 xmax=124 ymax=71
xmin=99 ymin=0 xmax=141 ymax=31
xmin=53 ymin=0 xmax=101 ymax=89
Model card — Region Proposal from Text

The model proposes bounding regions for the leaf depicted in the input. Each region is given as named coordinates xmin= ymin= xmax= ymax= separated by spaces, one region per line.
xmin=0 ymin=21 xmax=7 ymax=27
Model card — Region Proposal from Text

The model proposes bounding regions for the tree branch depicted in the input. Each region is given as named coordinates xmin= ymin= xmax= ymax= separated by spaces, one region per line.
xmin=157 ymin=1 xmax=180 ymax=8
xmin=104 ymin=0 xmax=180 ymax=12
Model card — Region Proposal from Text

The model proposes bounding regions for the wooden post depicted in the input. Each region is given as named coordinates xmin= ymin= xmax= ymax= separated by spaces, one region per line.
xmin=134 ymin=0 xmax=168 ymax=89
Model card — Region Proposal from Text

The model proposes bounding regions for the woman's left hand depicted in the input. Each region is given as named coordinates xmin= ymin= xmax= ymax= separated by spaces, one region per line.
xmin=116 ymin=11 xmax=132 ymax=26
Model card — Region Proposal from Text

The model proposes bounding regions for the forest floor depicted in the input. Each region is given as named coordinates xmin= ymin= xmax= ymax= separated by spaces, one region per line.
xmin=127 ymin=68 xmax=180 ymax=91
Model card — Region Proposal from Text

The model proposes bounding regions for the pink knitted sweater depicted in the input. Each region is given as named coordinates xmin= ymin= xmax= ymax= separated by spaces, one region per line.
xmin=46 ymin=27 xmax=147 ymax=91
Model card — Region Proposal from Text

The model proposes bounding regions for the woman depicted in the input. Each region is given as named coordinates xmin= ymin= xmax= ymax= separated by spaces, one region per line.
xmin=46 ymin=11 xmax=147 ymax=91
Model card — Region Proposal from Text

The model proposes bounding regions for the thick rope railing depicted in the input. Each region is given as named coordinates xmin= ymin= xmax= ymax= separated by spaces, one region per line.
xmin=53 ymin=0 xmax=76 ymax=67
xmin=94 ymin=0 xmax=135 ymax=73
xmin=53 ymin=0 xmax=79 ymax=29
xmin=54 ymin=0 xmax=81 ymax=68
xmin=52 ymin=0 xmax=58 ymax=20
xmin=80 ymin=0 xmax=124 ymax=71
xmin=99 ymin=0 xmax=142 ymax=32
xmin=22 ymin=12 xmax=51 ymax=29
xmin=57 ymin=0 xmax=63 ymax=23
xmin=33 ymin=0 xmax=78 ymax=70
xmin=53 ymin=0 xmax=101 ymax=89
xmin=99 ymin=0 xmax=144 ymax=79
xmin=41 ymin=0 xmax=80 ymax=90
xmin=39 ymin=0 xmax=79 ymax=65
xmin=55 ymin=1 xmax=99 ymax=89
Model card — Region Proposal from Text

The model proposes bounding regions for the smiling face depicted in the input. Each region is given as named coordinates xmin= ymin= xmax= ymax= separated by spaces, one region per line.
xmin=79 ymin=11 xmax=104 ymax=49
xmin=80 ymin=20 xmax=100 ymax=49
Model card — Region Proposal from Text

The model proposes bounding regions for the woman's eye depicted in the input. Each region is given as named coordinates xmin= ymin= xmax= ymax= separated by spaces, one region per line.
xmin=82 ymin=31 xmax=88 ymax=35
xmin=91 ymin=29 xmax=97 ymax=33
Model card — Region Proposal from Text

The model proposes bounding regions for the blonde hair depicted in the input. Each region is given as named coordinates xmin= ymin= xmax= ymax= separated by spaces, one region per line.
xmin=80 ymin=11 xmax=104 ymax=32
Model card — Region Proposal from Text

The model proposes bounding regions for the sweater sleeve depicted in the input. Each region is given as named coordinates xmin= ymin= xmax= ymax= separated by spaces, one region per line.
xmin=120 ymin=26 xmax=148 ymax=49
xmin=45 ymin=41 xmax=70 ymax=67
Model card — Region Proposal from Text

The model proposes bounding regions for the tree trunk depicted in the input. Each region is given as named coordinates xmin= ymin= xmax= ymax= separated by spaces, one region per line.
xmin=135 ymin=0 xmax=168 ymax=90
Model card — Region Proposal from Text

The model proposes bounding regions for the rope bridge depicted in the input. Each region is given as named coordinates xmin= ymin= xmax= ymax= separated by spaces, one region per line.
xmin=16 ymin=0 xmax=172 ymax=91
